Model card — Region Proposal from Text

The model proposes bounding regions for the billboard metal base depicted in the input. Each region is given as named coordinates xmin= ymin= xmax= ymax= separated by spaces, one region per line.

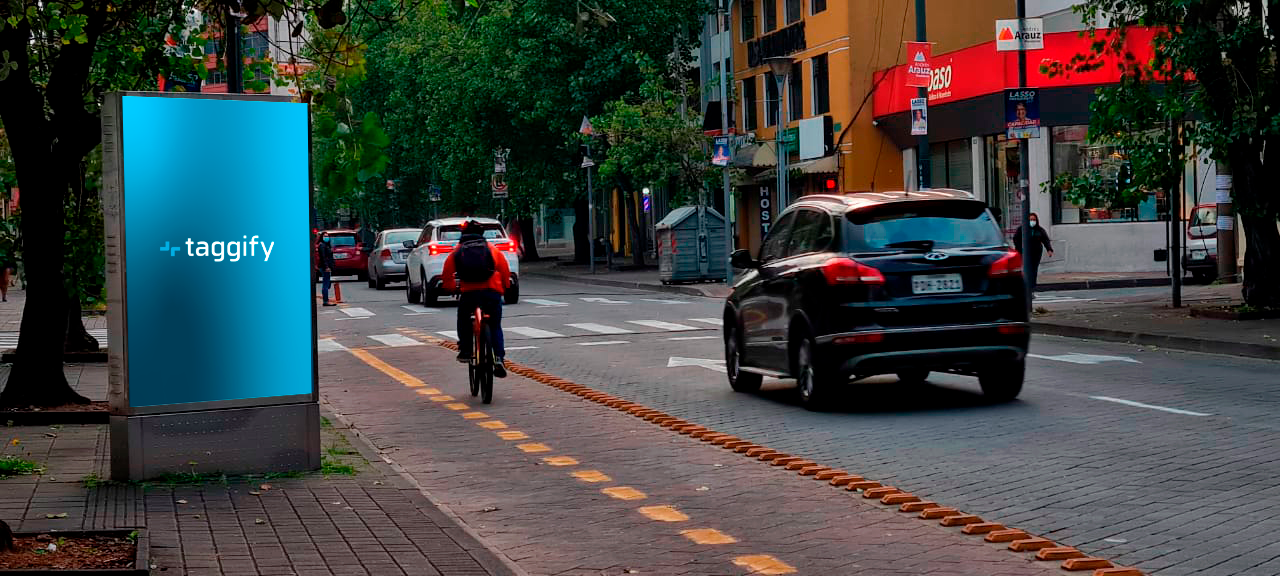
xmin=110 ymin=402 xmax=320 ymax=481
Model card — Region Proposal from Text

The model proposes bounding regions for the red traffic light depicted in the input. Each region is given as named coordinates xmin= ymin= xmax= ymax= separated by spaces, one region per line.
xmin=825 ymin=178 xmax=837 ymax=190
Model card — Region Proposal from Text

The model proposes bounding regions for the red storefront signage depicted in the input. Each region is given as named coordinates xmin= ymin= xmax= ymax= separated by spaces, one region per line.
xmin=905 ymin=42 xmax=931 ymax=87
xmin=874 ymin=28 xmax=1163 ymax=117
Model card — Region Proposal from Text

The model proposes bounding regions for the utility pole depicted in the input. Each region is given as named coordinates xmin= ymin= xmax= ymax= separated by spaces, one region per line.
xmin=720 ymin=0 xmax=734 ymax=284
xmin=1169 ymin=118 xmax=1182 ymax=307
xmin=1215 ymin=161 xmax=1238 ymax=282
xmin=1016 ymin=0 xmax=1032 ymax=310
xmin=586 ymin=139 xmax=596 ymax=275
xmin=915 ymin=0 xmax=930 ymax=188
xmin=225 ymin=9 xmax=242 ymax=93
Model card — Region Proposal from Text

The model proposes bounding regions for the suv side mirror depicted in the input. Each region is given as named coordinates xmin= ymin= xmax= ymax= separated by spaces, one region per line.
xmin=402 ymin=240 xmax=416 ymax=249
xmin=730 ymin=249 xmax=757 ymax=270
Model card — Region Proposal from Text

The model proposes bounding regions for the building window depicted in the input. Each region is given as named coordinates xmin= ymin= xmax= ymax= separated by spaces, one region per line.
xmin=741 ymin=0 xmax=755 ymax=40
xmin=811 ymin=53 xmax=829 ymax=115
xmin=743 ymin=77 xmax=758 ymax=131
xmin=1050 ymin=125 xmax=1169 ymax=224
xmin=785 ymin=0 xmax=802 ymax=24
xmin=762 ymin=0 xmax=777 ymax=33
xmin=764 ymin=72 xmax=779 ymax=126
xmin=788 ymin=62 xmax=803 ymax=120
xmin=811 ymin=0 xmax=827 ymax=14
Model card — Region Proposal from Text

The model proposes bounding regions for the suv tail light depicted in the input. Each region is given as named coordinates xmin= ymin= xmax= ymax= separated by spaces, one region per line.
xmin=493 ymin=240 xmax=516 ymax=253
xmin=822 ymin=258 xmax=885 ymax=285
xmin=379 ymin=248 xmax=392 ymax=260
xmin=989 ymin=251 xmax=1023 ymax=277
xmin=428 ymin=243 xmax=454 ymax=256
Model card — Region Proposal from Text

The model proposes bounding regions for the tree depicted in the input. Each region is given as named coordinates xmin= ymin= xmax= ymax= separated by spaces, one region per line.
xmin=1046 ymin=1 xmax=1280 ymax=307
xmin=0 ymin=0 xmax=382 ymax=408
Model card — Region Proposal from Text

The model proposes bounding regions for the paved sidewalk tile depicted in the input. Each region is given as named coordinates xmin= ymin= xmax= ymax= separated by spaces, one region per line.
xmin=323 ymin=344 xmax=1067 ymax=576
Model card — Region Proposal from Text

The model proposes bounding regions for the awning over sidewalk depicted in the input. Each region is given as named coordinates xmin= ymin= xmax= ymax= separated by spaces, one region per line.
xmin=753 ymin=154 xmax=838 ymax=180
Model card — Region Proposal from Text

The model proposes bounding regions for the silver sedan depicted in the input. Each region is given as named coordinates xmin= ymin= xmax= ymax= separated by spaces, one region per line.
xmin=367 ymin=228 xmax=422 ymax=290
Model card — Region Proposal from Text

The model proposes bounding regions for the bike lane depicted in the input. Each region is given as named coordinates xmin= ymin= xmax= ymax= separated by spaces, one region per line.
xmin=320 ymin=336 xmax=1103 ymax=576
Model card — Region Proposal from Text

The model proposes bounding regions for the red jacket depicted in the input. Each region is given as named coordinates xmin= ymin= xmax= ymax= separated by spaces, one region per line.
xmin=442 ymin=241 xmax=511 ymax=294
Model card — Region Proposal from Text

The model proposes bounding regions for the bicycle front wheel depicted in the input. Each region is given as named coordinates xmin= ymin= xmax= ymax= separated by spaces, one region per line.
xmin=479 ymin=324 xmax=494 ymax=405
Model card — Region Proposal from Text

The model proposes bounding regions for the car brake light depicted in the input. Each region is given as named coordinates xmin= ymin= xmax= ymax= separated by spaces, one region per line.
xmin=821 ymin=258 xmax=885 ymax=285
xmin=998 ymin=324 xmax=1028 ymax=335
xmin=834 ymin=333 xmax=885 ymax=345
xmin=380 ymin=248 xmax=391 ymax=259
xmin=988 ymin=251 xmax=1023 ymax=277
xmin=493 ymin=240 xmax=516 ymax=253
xmin=428 ymin=243 xmax=453 ymax=256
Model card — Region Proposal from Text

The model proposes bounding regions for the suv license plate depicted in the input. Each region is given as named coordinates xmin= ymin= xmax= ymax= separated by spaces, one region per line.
xmin=912 ymin=273 xmax=963 ymax=294
xmin=333 ymin=253 xmax=349 ymax=259
xmin=1190 ymin=249 xmax=1208 ymax=260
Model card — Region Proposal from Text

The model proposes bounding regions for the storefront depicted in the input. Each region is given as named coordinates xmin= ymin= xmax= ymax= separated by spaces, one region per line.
xmin=872 ymin=27 xmax=1210 ymax=274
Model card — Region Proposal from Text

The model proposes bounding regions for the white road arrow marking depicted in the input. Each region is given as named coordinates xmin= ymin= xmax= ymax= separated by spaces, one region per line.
xmin=340 ymin=307 xmax=374 ymax=317
xmin=667 ymin=356 xmax=727 ymax=373
xmin=580 ymin=297 xmax=629 ymax=305
xmin=369 ymin=334 xmax=424 ymax=347
xmin=1028 ymin=353 xmax=1141 ymax=365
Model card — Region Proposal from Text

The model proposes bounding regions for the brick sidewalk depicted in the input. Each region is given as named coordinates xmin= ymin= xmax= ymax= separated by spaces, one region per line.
xmin=0 ymin=364 xmax=516 ymax=576
xmin=322 ymin=342 xmax=1075 ymax=576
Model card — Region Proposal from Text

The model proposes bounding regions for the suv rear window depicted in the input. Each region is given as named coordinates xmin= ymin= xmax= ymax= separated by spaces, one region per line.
xmin=384 ymin=231 xmax=420 ymax=245
xmin=843 ymin=201 xmax=1005 ymax=252
xmin=326 ymin=234 xmax=357 ymax=246
xmin=439 ymin=224 xmax=505 ymax=241
xmin=1190 ymin=206 xmax=1216 ymax=227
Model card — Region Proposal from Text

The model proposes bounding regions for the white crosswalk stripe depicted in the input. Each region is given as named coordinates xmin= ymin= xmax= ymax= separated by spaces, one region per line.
xmin=401 ymin=305 xmax=435 ymax=315
xmin=437 ymin=330 xmax=459 ymax=340
xmin=580 ymin=297 xmax=629 ymax=305
xmin=641 ymin=298 xmax=689 ymax=304
xmin=578 ymin=340 xmax=629 ymax=346
xmin=0 ymin=329 xmax=108 ymax=349
xmin=668 ymin=335 xmax=718 ymax=341
xmin=566 ymin=323 xmax=634 ymax=335
xmin=317 ymin=338 xmax=348 ymax=353
xmin=369 ymin=334 xmax=424 ymax=347
xmin=626 ymin=320 xmax=698 ymax=331
xmin=525 ymin=298 xmax=568 ymax=307
xmin=507 ymin=326 xmax=566 ymax=339
xmin=687 ymin=318 xmax=722 ymax=326
xmin=340 ymin=307 xmax=375 ymax=317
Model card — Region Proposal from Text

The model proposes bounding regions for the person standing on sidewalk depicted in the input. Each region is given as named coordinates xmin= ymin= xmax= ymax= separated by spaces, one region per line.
xmin=318 ymin=233 xmax=337 ymax=307
xmin=1013 ymin=212 xmax=1054 ymax=296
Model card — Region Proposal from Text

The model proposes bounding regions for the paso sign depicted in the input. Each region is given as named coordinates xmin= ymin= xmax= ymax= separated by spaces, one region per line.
xmin=996 ymin=18 xmax=1044 ymax=51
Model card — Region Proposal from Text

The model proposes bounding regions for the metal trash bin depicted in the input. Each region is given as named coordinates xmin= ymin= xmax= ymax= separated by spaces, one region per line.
xmin=656 ymin=205 xmax=726 ymax=284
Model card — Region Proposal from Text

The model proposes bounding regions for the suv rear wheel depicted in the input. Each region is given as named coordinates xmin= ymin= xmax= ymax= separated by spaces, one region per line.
xmin=795 ymin=335 xmax=835 ymax=411
xmin=979 ymin=360 xmax=1024 ymax=402
xmin=725 ymin=322 xmax=762 ymax=393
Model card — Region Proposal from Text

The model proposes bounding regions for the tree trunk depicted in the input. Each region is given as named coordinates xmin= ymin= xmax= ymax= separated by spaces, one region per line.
xmin=1240 ymin=212 xmax=1280 ymax=308
xmin=517 ymin=217 xmax=541 ymax=261
xmin=624 ymin=189 xmax=645 ymax=267
xmin=65 ymin=300 xmax=100 ymax=353
xmin=573 ymin=197 xmax=590 ymax=264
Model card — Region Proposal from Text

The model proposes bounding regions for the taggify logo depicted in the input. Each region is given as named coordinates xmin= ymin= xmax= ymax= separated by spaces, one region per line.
xmin=159 ymin=236 xmax=275 ymax=262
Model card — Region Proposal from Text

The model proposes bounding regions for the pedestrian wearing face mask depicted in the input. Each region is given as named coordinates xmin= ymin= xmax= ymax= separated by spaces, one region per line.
xmin=317 ymin=233 xmax=337 ymax=306
xmin=1013 ymin=212 xmax=1054 ymax=297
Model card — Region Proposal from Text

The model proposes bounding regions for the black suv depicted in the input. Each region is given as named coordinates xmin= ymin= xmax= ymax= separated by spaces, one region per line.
xmin=723 ymin=190 xmax=1029 ymax=410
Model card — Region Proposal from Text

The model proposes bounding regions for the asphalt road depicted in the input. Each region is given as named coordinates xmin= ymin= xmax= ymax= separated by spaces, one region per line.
xmin=320 ymin=274 xmax=1280 ymax=576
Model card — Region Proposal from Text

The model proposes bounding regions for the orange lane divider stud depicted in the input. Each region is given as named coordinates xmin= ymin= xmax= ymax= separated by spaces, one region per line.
xmin=332 ymin=281 xmax=343 ymax=303
xmin=919 ymin=507 xmax=961 ymax=520
xmin=940 ymin=514 xmax=983 ymax=527
xmin=899 ymin=500 xmax=936 ymax=512
xmin=882 ymin=493 xmax=919 ymax=505
xmin=1092 ymin=568 xmax=1143 ymax=576
xmin=861 ymin=486 xmax=899 ymax=499
xmin=985 ymin=529 xmax=1031 ymax=543
xmin=1060 ymin=558 xmax=1114 ymax=571
xmin=1035 ymin=547 xmax=1087 ymax=561
xmin=961 ymin=522 xmax=1005 ymax=535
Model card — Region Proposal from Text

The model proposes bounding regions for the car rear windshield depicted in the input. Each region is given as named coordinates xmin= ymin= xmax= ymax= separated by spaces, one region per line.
xmin=1190 ymin=207 xmax=1216 ymax=227
xmin=439 ymin=224 xmax=504 ymax=241
xmin=384 ymin=231 xmax=420 ymax=245
xmin=843 ymin=201 xmax=1005 ymax=253
xmin=326 ymin=234 xmax=357 ymax=246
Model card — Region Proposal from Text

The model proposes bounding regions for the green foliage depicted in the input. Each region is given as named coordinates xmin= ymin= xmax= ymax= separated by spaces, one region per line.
xmin=320 ymin=456 xmax=357 ymax=476
xmin=0 ymin=455 xmax=39 ymax=477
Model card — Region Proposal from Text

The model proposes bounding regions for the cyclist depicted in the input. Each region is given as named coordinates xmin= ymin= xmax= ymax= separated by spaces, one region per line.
xmin=442 ymin=220 xmax=510 ymax=378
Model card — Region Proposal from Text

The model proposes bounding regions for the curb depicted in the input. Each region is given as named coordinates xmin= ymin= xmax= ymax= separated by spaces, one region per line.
xmin=319 ymin=404 xmax=530 ymax=576
xmin=1036 ymin=277 xmax=1171 ymax=292
xmin=1033 ymin=321 xmax=1280 ymax=361
xmin=524 ymin=271 xmax=728 ymax=299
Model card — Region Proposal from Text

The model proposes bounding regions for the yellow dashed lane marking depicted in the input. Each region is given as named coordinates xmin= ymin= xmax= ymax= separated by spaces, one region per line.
xmin=429 ymin=395 xmax=454 ymax=402
xmin=517 ymin=443 xmax=551 ymax=453
xmin=681 ymin=528 xmax=738 ymax=545
xmin=601 ymin=486 xmax=646 ymax=501
xmin=542 ymin=456 xmax=579 ymax=466
xmin=444 ymin=403 xmax=469 ymax=411
xmin=414 ymin=388 xmax=442 ymax=395
xmin=638 ymin=505 xmax=689 ymax=522
xmin=462 ymin=412 xmax=488 ymax=419
xmin=496 ymin=431 xmax=528 ymax=440
xmin=477 ymin=420 xmax=507 ymax=430
xmin=572 ymin=470 xmax=612 ymax=483
xmin=349 ymin=349 xmax=426 ymax=387
xmin=732 ymin=555 xmax=796 ymax=575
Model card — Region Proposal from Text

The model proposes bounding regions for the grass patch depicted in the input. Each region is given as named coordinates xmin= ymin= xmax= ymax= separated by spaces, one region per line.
xmin=320 ymin=416 xmax=332 ymax=429
xmin=262 ymin=470 xmax=304 ymax=480
xmin=82 ymin=473 xmax=104 ymax=488
xmin=320 ymin=456 xmax=357 ymax=476
xmin=0 ymin=456 xmax=39 ymax=477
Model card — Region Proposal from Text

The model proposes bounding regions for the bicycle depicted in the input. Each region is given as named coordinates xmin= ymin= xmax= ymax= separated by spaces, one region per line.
xmin=466 ymin=304 xmax=495 ymax=405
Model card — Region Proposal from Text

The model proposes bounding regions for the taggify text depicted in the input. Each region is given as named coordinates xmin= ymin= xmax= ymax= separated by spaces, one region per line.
xmin=185 ymin=236 xmax=275 ymax=262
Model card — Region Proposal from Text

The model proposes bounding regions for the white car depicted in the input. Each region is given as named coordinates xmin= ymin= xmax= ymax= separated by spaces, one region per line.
xmin=404 ymin=217 xmax=520 ymax=305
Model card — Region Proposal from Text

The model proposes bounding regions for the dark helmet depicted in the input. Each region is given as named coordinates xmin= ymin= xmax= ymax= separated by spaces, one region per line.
xmin=461 ymin=219 xmax=484 ymax=234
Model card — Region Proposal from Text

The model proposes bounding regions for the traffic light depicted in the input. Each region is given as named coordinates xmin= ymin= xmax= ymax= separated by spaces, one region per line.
xmin=825 ymin=178 xmax=837 ymax=192
xmin=1117 ymin=161 xmax=1134 ymax=188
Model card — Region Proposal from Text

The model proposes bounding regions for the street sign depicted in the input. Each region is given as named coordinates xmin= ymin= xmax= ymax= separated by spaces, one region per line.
xmin=491 ymin=175 xmax=509 ymax=198
xmin=910 ymin=98 xmax=927 ymax=136
xmin=581 ymin=157 xmax=595 ymax=168
xmin=1005 ymin=88 xmax=1041 ymax=139
xmin=493 ymin=147 xmax=509 ymax=174
xmin=711 ymin=137 xmax=730 ymax=167
xmin=905 ymin=41 xmax=931 ymax=87
xmin=579 ymin=116 xmax=594 ymax=136
xmin=996 ymin=18 xmax=1044 ymax=51
xmin=428 ymin=185 xmax=441 ymax=202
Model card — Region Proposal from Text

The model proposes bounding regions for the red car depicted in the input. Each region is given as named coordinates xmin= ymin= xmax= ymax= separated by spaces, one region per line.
xmin=315 ymin=229 xmax=369 ymax=281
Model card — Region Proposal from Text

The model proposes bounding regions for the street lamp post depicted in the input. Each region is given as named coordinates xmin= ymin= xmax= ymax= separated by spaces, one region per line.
xmin=719 ymin=0 xmax=735 ymax=284
xmin=765 ymin=57 xmax=794 ymax=210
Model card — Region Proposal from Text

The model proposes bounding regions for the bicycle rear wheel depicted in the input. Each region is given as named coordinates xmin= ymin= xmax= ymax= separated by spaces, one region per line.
xmin=479 ymin=324 xmax=494 ymax=404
